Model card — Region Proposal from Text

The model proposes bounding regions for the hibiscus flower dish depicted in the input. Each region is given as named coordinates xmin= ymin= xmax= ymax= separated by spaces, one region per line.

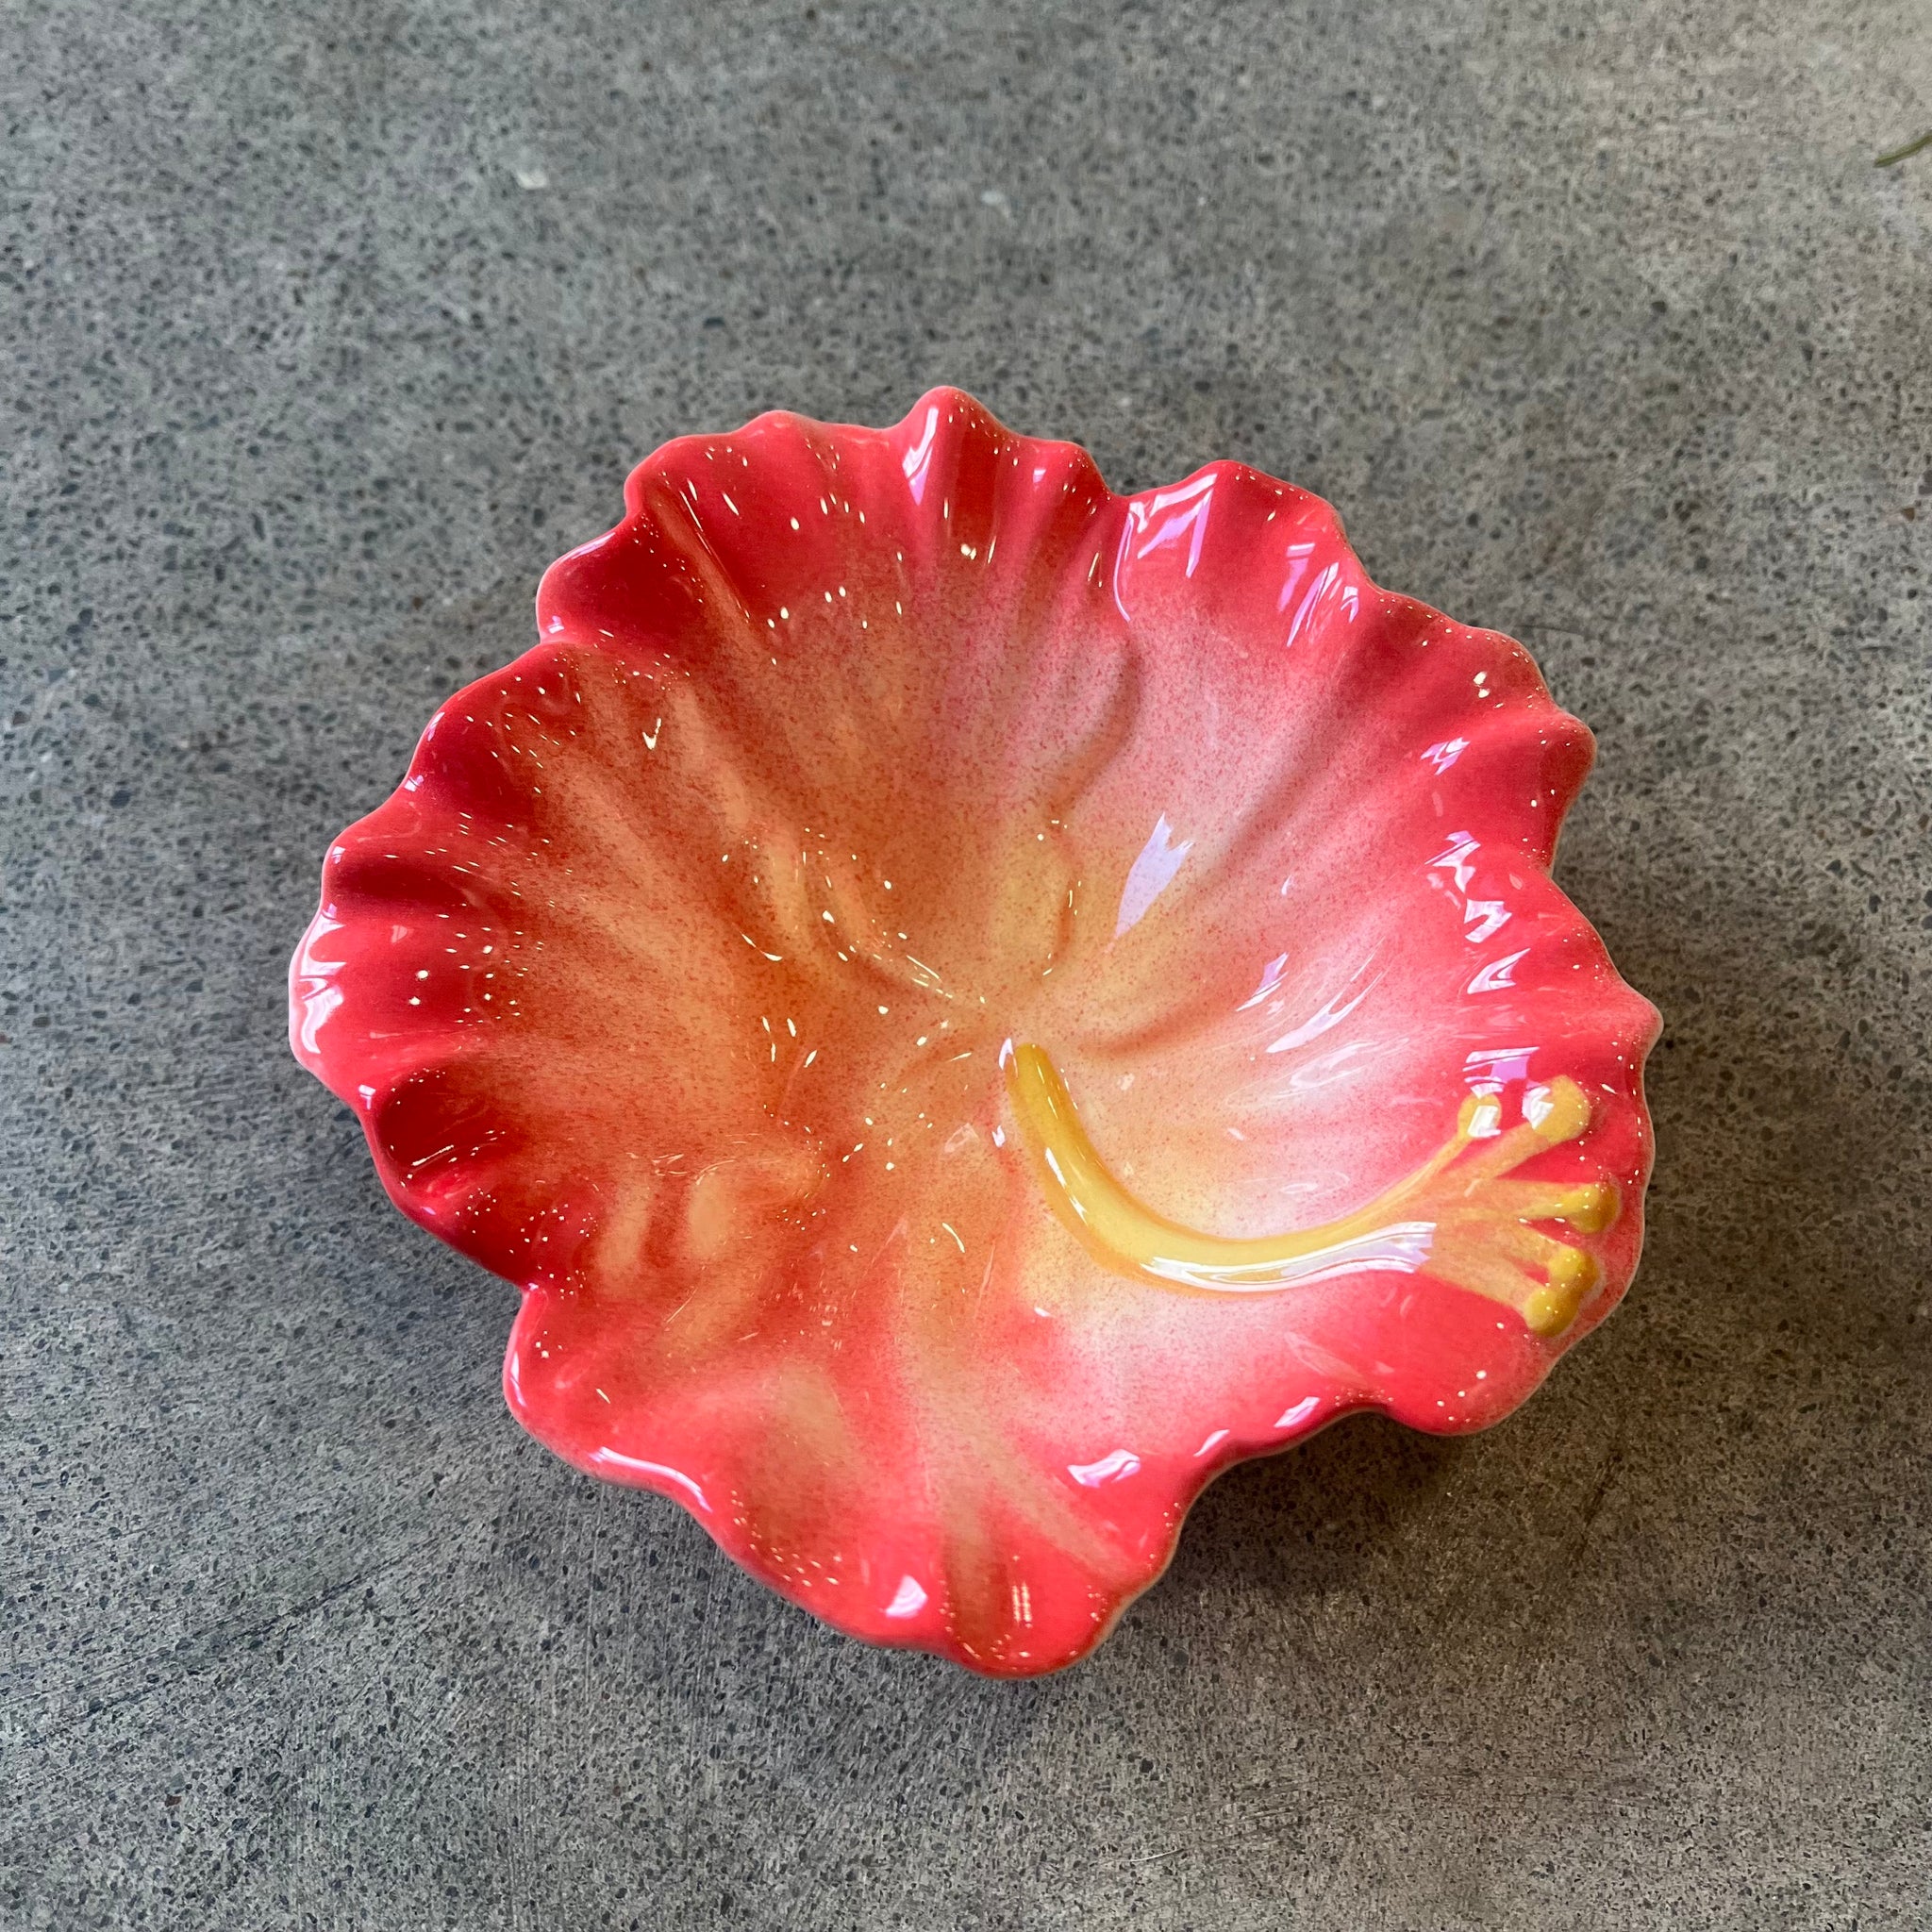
xmin=290 ymin=389 xmax=1658 ymax=1676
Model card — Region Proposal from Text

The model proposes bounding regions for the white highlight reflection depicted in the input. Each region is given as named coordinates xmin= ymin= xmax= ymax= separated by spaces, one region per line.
xmin=1467 ymin=948 xmax=1527 ymax=993
xmin=1274 ymin=1394 xmax=1323 ymax=1430
xmin=1266 ymin=973 xmax=1376 ymax=1054
xmin=1286 ymin=560 xmax=1342 ymax=647
xmin=901 ymin=405 xmax=940 ymax=504
xmin=1115 ymin=813 xmax=1193 ymax=936
xmin=295 ymin=980 xmax=342 ymax=1058
xmin=1068 ymin=1448 xmax=1142 ymax=1487
xmin=586 ymin=1447 xmax=711 ymax=1514
xmin=1141 ymin=1221 xmax=1434 ymax=1292
xmin=1111 ymin=473 xmax=1217 ymax=617
xmin=1237 ymin=952 xmax=1290 ymax=1011
xmin=1463 ymin=898 xmax=1512 ymax=943
xmin=1431 ymin=831 xmax=1480 ymax=891
xmin=885 ymin=1574 xmax=928 ymax=1619
xmin=291 ymin=916 xmax=346 ymax=1058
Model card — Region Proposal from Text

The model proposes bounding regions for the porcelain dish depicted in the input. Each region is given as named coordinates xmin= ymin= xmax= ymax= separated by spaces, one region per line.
xmin=291 ymin=390 xmax=1658 ymax=1674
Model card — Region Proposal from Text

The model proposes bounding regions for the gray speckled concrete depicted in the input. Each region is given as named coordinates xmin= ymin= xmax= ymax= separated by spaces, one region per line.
xmin=4 ymin=1 xmax=1929 ymax=1924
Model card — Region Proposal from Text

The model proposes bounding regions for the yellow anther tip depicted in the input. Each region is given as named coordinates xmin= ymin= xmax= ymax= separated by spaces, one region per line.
xmin=1522 ymin=1245 xmax=1599 ymax=1338
xmin=1533 ymin=1077 xmax=1592 ymax=1146
xmin=1562 ymin=1183 xmax=1619 ymax=1235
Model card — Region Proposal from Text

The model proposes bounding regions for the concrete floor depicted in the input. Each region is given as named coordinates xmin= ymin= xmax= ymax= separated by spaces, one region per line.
xmin=4 ymin=2 xmax=1929 ymax=1925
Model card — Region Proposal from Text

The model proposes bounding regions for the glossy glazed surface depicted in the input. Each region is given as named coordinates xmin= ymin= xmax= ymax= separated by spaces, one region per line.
xmin=291 ymin=390 xmax=1658 ymax=1675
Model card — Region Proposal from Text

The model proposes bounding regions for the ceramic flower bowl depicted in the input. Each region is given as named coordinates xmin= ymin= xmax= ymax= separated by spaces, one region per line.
xmin=291 ymin=389 xmax=1657 ymax=1676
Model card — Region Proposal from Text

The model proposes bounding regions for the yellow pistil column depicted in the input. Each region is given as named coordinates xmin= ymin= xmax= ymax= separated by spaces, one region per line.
xmin=1006 ymin=1044 xmax=1617 ymax=1339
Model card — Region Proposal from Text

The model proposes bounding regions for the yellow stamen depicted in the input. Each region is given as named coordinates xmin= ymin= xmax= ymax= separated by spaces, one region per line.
xmin=1005 ymin=1044 xmax=1616 ymax=1339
